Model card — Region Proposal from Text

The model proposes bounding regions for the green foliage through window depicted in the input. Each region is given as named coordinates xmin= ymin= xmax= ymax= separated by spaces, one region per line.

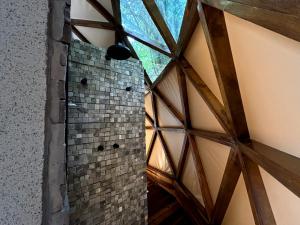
xmin=129 ymin=38 xmax=171 ymax=82
xmin=155 ymin=0 xmax=187 ymax=41
xmin=120 ymin=0 xmax=167 ymax=49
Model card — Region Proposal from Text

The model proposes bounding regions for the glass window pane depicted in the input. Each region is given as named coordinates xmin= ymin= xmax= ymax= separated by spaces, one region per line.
xmin=120 ymin=0 xmax=168 ymax=50
xmin=129 ymin=38 xmax=171 ymax=82
xmin=155 ymin=0 xmax=187 ymax=41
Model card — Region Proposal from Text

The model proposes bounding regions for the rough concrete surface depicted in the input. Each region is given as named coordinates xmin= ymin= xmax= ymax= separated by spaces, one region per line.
xmin=0 ymin=0 xmax=48 ymax=224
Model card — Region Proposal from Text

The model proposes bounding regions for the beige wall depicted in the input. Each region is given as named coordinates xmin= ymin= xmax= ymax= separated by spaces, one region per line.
xmin=145 ymin=9 xmax=300 ymax=225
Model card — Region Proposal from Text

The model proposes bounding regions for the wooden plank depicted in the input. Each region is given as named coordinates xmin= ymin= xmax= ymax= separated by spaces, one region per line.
xmin=188 ymin=128 xmax=234 ymax=146
xmin=189 ymin=135 xmax=213 ymax=219
xmin=124 ymin=31 xmax=172 ymax=57
xmin=157 ymin=131 xmax=177 ymax=176
xmin=179 ymin=59 xmax=232 ymax=134
xmin=152 ymin=88 xmax=185 ymax=126
xmin=210 ymin=151 xmax=241 ymax=224
xmin=142 ymin=0 xmax=177 ymax=53
xmin=147 ymin=131 xmax=157 ymax=163
xmin=176 ymin=134 xmax=189 ymax=179
xmin=239 ymin=141 xmax=300 ymax=198
xmin=197 ymin=2 xmax=250 ymax=141
xmin=71 ymin=19 xmax=115 ymax=30
xmin=176 ymin=0 xmax=199 ymax=56
xmin=201 ymin=0 xmax=300 ymax=43
xmin=87 ymin=0 xmax=116 ymax=25
xmin=176 ymin=63 xmax=191 ymax=128
xmin=239 ymin=154 xmax=276 ymax=225
xmin=147 ymin=167 xmax=175 ymax=194
xmin=71 ymin=25 xmax=91 ymax=43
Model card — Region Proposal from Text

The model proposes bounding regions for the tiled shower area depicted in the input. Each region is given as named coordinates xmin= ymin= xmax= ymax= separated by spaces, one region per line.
xmin=67 ymin=40 xmax=147 ymax=225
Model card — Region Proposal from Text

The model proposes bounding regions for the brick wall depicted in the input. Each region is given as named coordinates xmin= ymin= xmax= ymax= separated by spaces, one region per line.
xmin=67 ymin=40 xmax=147 ymax=225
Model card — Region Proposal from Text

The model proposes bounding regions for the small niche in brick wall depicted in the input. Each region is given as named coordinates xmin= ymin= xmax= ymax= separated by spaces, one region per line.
xmin=67 ymin=40 xmax=147 ymax=225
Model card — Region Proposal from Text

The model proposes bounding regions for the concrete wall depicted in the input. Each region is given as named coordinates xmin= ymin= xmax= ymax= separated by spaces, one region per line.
xmin=0 ymin=0 xmax=48 ymax=224
xmin=67 ymin=40 xmax=147 ymax=225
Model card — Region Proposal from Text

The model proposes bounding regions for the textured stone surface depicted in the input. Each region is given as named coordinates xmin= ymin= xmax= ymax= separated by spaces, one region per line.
xmin=0 ymin=0 xmax=48 ymax=224
xmin=67 ymin=40 xmax=147 ymax=225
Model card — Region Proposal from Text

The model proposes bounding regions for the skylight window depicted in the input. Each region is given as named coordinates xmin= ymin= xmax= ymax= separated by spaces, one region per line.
xmin=120 ymin=0 xmax=168 ymax=50
xmin=155 ymin=0 xmax=187 ymax=41
xmin=129 ymin=38 xmax=171 ymax=82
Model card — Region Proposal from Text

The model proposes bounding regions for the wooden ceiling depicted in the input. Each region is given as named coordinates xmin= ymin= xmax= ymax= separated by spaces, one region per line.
xmin=70 ymin=1 xmax=300 ymax=225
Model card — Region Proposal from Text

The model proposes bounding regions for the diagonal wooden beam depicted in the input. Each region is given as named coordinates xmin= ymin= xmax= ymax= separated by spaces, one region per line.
xmin=148 ymin=165 xmax=174 ymax=179
xmin=176 ymin=134 xmax=189 ymax=179
xmin=157 ymin=131 xmax=176 ymax=176
xmin=175 ymin=181 xmax=209 ymax=225
xmin=156 ymin=127 xmax=184 ymax=133
xmin=179 ymin=59 xmax=232 ymax=134
xmin=152 ymin=88 xmax=185 ymax=126
xmin=197 ymin=2 xmax=249 ymax=141
xmin=176 ymin=62 xmax=191 ymax=128
xmin=87 ymin=0 xmax=117 ymax=25
xmin=210 ymin=150 xmax=241 ymax=224
xmin=151 ymin=92 xmax=159 ymax=128
xmin=239 ymin=140 xmax=300 ymax=198
xmin=145 ymin=112 xmax=154 ymax=127
xmin=189 ymin=135 xmax=213 ymax=220
xmin=239 ymin=154 xmax=276 ymax=225
xmin=111 ymin=0 xmax=121 ymax=24
xmin=124 ymin=31 xmax=172 ymax=57
xmin=147 ymin=131 xmax=157 ymax=164
xmin=176 ymin=0 xmax=199 ymax=57
xmin=151 ymin=60 xmax=176 ymax=89
xmin=71 ymin=19 xmax=115 ymax=30
xmin=188 ymin=128 xmax=234 ymax=147
xmin=201 ymin=0 xmax=300 ymax=43
xmin=71 ymin=25 xmax=91 ymax=44
xmin=142 ymin=0 xmax=177 ymax=53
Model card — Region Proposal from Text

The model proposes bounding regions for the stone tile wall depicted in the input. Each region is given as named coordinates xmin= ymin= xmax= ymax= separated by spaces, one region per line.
xmin=67 ymin=40 xmax=147 ymax=225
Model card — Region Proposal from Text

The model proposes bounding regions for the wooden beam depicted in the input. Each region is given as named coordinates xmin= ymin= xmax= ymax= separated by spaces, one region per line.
xmin=239 ymin=154 xmax=276 ymax=225
xmin=142 ymin=0 xmax=177 ymax=53
xmin=174 ymin=181 xmax=209 ymax=225
xmin=157 ymin=131 xmax=177 ymax=176
xmin=239 ymin=141 xmax=300 ymax=198
xmin=179 ymin=59 xmax=232 ymax=134
xmin=176 ymin=63 xmax=191 ymax=128
xmin=152 ymin=88 xmax=185 ymax=126
xmin=156 ymin=127 xmax=185 ymax=133
xmin=71 ymin=19 xmax=115 ymax=30
xmin=176 ymin=0 xmax=199 ymax=56
xmin=176 ymin=134 xmax=189 ymax=179
xmin=210 ymin=151 xmax=241 ymax=224
xmin=71 ymin=25 xmax=91 ymax=44
xmin=201 ymin=0 xmax=300 ymax=43
xmin=111 ymin=0 xmax=121 ymax=24
xmin=151 ymin=60 xmax=176 ymax=89
xmin=148 ymin=165 xmax=174 ymax=179
xmin=197 ymin=2 xmax=249 ymax=141
xmin=229 ymin=0 xmax=300 ymax=16
xmin=189 ymin=135 xmax=213 ymax=219
xmin=147 ymin=167 xmax=175 ymax=194
xmin=147 ymin=131 xmax=157 ymax=164
xmin=188 ymin=128 xmax=234 ymax=147
xmin=151 ymin=92 xmax=158 ymax=127
xmin=124 ymin=31 xmax=172 ymax=57
xmin=149 ymin=202 xmax=180 ymax=225
xmin=87 ymin=0 xmax=117 ymax=25
xmin=145 ymin=112 xmax=154 ymax=127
